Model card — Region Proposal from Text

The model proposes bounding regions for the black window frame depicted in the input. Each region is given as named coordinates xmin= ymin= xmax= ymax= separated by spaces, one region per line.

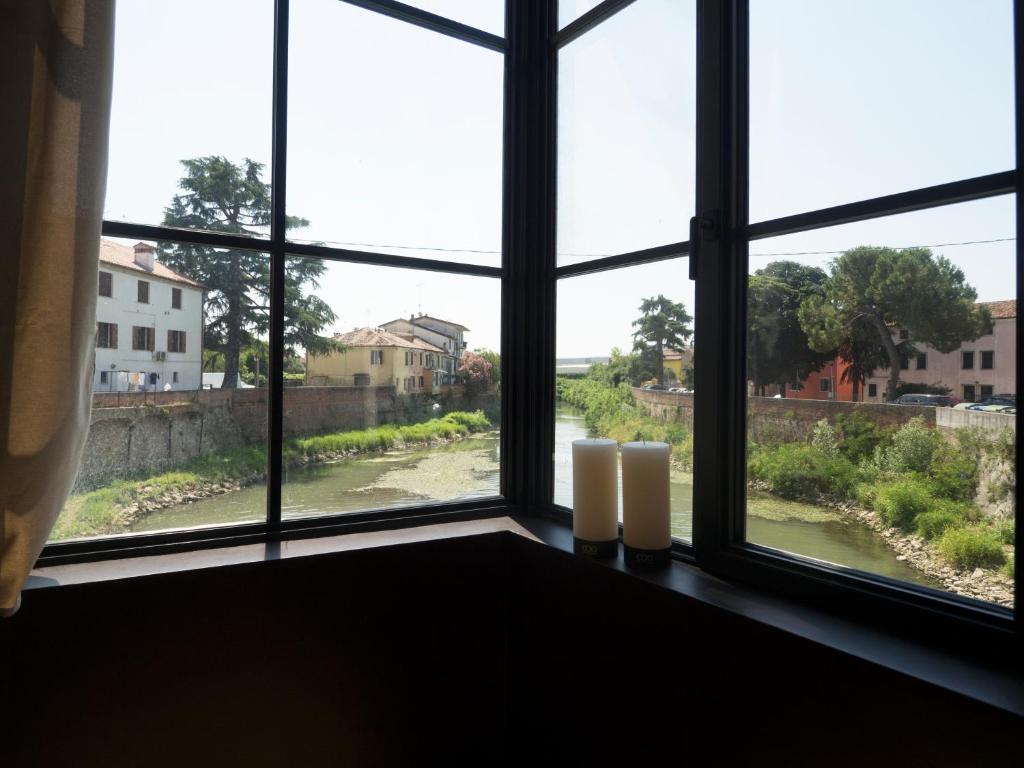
xmin=98 ymin=270 xmax=112 ymax=297
xmin=963 ymin=350 xmax=975 ymax=369
xmin=137 ymin=279 xmax=149 ymax=304
xmin=37 ymin=0 xmax=1021 ymax=655
xmin=916 ymin=353 xmax=927 ymax=370
xmin=982 ymin=350 xmax=995 ymax=369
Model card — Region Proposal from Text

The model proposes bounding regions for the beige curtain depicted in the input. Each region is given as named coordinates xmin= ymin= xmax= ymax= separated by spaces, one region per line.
xmin=0 ymin=1 xmax=115 ymax=616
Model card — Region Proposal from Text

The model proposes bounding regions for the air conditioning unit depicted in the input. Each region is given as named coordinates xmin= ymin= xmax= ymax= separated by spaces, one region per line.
xmin=153 ymin=351 xmax=167 ymax=361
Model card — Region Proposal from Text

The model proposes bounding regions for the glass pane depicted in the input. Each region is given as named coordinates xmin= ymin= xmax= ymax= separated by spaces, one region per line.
xmin=104 ymin=0 xmax=274 ymax=231
xmin=282 ymin=259 xmax=501 ymax=520
xmin=405 ymin=1 xmax=504 ymax=35
xmin=556 ymin=258 xmax=694 ymax=541
xmin=288 ymin=0 xmax=504 ymax=267
xmin=53 ymin=241 xmax=271 ymax=541
xmin=745 ymin=196 xmax=1016 ymax=608
xmin=558 ymin=0 xmax=695 ymax=266
xmin=559 ymin=1 xmax=604 ymax=30
xmin=749 ymin=0 xmax=1015 ymax=223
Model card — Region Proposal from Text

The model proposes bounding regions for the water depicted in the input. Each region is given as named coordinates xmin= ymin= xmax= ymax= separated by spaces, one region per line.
xmin=134 ymin=409 xmax=934 ymax=587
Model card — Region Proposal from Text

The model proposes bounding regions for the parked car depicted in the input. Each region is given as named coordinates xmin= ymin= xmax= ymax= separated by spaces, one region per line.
xmin=642 ymin=384 xmax=668 ymax=391
xmin=893 ymin=393 xmax=953 ymax=407
xmin=966 ymin=395 xmax=1016 ymax=411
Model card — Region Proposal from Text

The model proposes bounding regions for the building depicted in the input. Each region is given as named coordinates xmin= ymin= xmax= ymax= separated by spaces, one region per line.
xmin=305 ymin=327 xmax=445 ymax=393
xmin=380 ymin=314 xmax=469 ymax=385
xmin=94 ymin=240 xmax=204 ymax=392
xmin=662 ymin=347 xmax=693 ymax=385
xmin=861 ymin=300 xmax=1016 ymax=402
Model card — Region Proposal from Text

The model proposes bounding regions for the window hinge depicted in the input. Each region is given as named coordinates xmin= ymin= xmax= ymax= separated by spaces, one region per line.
xmin=689 ymin=210 xmax=719 ymax=281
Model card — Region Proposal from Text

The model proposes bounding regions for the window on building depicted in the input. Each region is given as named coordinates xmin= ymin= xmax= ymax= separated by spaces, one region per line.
xmin=868 ymin=383 xmax=877 ymax=398
xmin=137 ymin=280 xmax=149 ymax=304
xmin=100 ymin=371 xmax=109 ymax=385
xmin=962 ymin=351 xmax=975 ymax=369
xmin=899 ymin=354 xmax=909 ymax=370
xmin=167 ymin=330 xmax=186 ymax=354
xmin=916 ymin=354 xmax=927 ymax=370
xmin=964 ymin=385 xmax=977 ymax=403
xmin=96 ymin=322 xmax=118 ymax=349
xmin=899 ymin=329 xmax=909 ymax=340
xmin=370 ymin=350 xmax=383 ymax=365
xmin=171 ymin=287 xmax=182 ymax=309
xmin=98 ymin=271 xmax=112 ymax=297
xmin=981 ymin=385 xmax=994 ymax=398
xmin=819 ymin=378 xmax=830 ymax=392
xmin=419 ymin=375 xmax=424 ymax=388
xmin=981 ymin=351 xmax=994 ymax=370
xmin=173 ymin=372 xmax=179 ymax=384
xmin=132 ymin=326 xmax=155 ymax=351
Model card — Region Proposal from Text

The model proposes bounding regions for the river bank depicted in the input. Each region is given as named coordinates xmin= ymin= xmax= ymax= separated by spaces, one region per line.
xmin=55 ymin=411 xmax=493 ymax=540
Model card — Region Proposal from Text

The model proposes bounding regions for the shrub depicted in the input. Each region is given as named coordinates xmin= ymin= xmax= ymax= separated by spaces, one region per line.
xmin=835 ymin=411 xmax=887 ymax=463
xmin=442 ymin=410 xmax=491 ymax=431
xmin=811 ymin=419 xmax=840 ymax=458
xmin=993 ymin=519 xmax=1015 ymax=545
xmin=747 ymin=444 xmax=858 ymax=500
xmin=938 ymin=527 xmax=1006 ymax=570
xmin=854 ymin=482 xmax=878 ymax=509
xmin=927 ymin=442 xmax=979 ymax=501
xmin=874 ymin=417 xmax=940 ymax=475
xmin=1004 ymin=556 xmax=1015 ymax=580
xmin=873 ymin=478 xmax=933 ymax=530
xmin=914 ymin=506 xmax=966 ymax=541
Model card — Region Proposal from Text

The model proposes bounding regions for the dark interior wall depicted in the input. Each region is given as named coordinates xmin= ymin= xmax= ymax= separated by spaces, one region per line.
xmin=2 ymin=532 xmax=1019 ymax=766
xmin=506 ymin=538 xmax=1019 ymax=766
xmin=2 ymin=534 xmax=509 ymax=767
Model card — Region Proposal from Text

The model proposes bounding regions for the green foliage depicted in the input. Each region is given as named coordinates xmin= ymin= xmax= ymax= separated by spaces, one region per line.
xmin=159 ymin=156 xmax=339 ymax=388
xmin=895 ymin=382 xmax=952 ymax=396
xmin=556 ymin=377 xmax=634 ymax=433
xmin=458 ymin=351 xmax=494 ymax=397
xmin=915 ymin=506 xmax=967 ymax=541
xmin=834 ymin=411 xmax=888 ymax=463
xmin=873 ymin=477 xmax=933 ymax=530
xmin=1004 ymin=555 xmax=1015 ymax=579
xmin=632 ymin=295 xmax=692 ymax=386
xmin=872 ymin=417 xmax=940 ymax=475
xmin=473 ymin=348 xmax=501 ymax=389
xmin=747 ymin=444 xmax=858 ymax=500
xmin=810 ymin=418 xmax=840 ymax=458
xmin=927 ymin=442 xmax=979 ymax=501
xmin=938 ymin=527 xmax=1006 ymax=570
xmin=993 ymin=519 xmax=1015 ymax=545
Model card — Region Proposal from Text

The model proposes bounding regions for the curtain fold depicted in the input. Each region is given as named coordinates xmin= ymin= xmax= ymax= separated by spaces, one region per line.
xmin=0 ymin=0 xmax=115 ymax=616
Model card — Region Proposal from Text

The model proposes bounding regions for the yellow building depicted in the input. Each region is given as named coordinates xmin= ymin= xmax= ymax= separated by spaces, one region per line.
xmin=663 ymin=347 xmax=693 ymax=385
xmin=306 ymin=328 xmax=445 ymax=393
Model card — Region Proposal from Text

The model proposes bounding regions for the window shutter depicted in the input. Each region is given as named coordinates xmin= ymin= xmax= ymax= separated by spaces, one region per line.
xmin=111 ymin=324 xmax=118 ymax=349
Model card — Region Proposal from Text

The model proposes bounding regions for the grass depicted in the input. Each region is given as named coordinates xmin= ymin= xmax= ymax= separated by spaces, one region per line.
xmin=54 ymin=411 xmax=491 ymax=540
xmin=938 ymin=527 xmax=1006 ymax=570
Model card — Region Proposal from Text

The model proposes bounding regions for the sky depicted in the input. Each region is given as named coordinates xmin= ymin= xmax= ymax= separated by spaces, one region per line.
xmin=103 ymin=0 xmax=1016 ymax=360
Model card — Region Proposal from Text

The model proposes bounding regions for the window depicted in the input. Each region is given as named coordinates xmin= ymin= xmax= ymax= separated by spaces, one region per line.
xmin=899 ymin=329 xmax=909 ymax=340
xmin=963 ymin=351 xmax=975 ymax=369
xmin=419 ymin=375 xmax=424 ymax=388
xmin=100 ymin=371 xmax=109 ymax=385
xmin=981 ymin=385 xmax=994 ymax=398
xmin=137 ymin=280 xmax=149 ymax=304
xmin=981 ymin=351 xmax=994 ymax=369
xmin=173 ymin=372 xmax=179 ymax=384
xmin=172 ymin=287 xmax=182 ymax=309
xmin=916 ymin=354 xmax=927 ymax=370
xmin=899 ymin=354 xmax=909 ymax=370
xmin=819 ymin=378 xmax=830 ymax=392
xmin=370 ymin=350 xmax=383 ymax=365
xmin=167 ymin=330 xmax=186 ymax=354
xmin=132 ymin=326 xmax=154 ymax=351
xmin=98 ymin=271 xmax=112 ymax=297
xmin=964 ymin=385 xmax=977 ymax=403
xmin=96 ymin=322 xmax=118 ymax=349
xmin=868 ymin=383 xmax=877 ymax=398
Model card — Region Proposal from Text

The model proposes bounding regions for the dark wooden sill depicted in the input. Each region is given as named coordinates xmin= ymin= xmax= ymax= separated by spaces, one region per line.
xmin=24 ymin=512 xmax=1023 ymax=718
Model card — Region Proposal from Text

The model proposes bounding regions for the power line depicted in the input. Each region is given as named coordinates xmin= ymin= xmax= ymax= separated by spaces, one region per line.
xmin=749 ymin=237 xmax=1016 ymax=258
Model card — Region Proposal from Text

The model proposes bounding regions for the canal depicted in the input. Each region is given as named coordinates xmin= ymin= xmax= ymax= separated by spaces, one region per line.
xmin=133 ymin=406 xmax=934 ymax=587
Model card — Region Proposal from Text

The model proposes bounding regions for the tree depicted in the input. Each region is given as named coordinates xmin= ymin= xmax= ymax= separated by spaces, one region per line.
xmin=799 ymin=246 xmax=992 ymax=401
xmin=473 ymin=348 xmax=501 ymax=391
xmin=158 ymin=156 xmax=340 ymax=388
xmin=631 ymin=295 xmax=693 ymax=386
xmin=458 ymin=351 xmax=494 ymax=398
xmin=747 ymin=261 xmax=833 ymax=396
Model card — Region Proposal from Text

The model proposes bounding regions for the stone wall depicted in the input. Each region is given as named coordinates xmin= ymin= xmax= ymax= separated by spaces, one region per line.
xmin=632 ymin=388 xmax=937 ymax=443
xmin=76 ymin=385 xmax=482 ymax=490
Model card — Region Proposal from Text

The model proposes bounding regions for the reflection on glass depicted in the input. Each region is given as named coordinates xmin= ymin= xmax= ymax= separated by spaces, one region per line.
xmin=558 ymin=0 xmax=695 ymax=265
xmin=555 ymin=258 xmax=693 ymax=541
xmin=104 ymin=0 xmax=273 ymax=227
xmin=749 ymin=0 xmax=1015 ymax=222
xmin=282 ymin=259 xmax=502 ymax=520
xmin=745 ymin=196 xmax=1016 ymax=608
xmin=53 ymin=242 xmax=271 ymax=540
xmin=288 ymin=0 xmax=503 ymax=267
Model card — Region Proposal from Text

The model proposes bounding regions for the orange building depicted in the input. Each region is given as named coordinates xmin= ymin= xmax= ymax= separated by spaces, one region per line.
xmin=779 ymin=356 xmax=855 ymax=401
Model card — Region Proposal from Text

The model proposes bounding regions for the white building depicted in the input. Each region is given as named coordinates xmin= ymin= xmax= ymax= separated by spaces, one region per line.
xmin=380 ymin=314 xmax=469 ymax=385
xmin=93 ymin=240 xmax=205 ymax=392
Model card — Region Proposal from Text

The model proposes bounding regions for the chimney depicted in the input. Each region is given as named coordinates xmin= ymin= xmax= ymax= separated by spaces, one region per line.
xmin=133 ymin=242 xmax=155 ymax=270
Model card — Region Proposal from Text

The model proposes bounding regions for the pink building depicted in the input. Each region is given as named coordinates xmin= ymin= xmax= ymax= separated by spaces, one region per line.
xmin=862 ymin=300 xmax=1016 ymax=403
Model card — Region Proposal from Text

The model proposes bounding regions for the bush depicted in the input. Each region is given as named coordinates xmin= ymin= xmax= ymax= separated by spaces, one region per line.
xmin=1004 ymin=556 xmax=1015 ymax=580
xmin=873 ymin=478 xmax=933 ymax=530
xmin=835 ymin=411 xmax=888 ymax=463
xmin=811 ymin=419 xmax=840 ymax=458
xmin=927 ymin=442 xmax=979 ymax=501
xmin=938 ymin=527 xmax=1006 ymax=570
xmin=914 ymin=506 xmax=966 ymax=541
xmin=873 ymin=417 xmax=940 ymax=475
xmin=747 ymin=444 xmax=858 ymax=500
xmin=993 ymin=519 xmax=1015 ymax=545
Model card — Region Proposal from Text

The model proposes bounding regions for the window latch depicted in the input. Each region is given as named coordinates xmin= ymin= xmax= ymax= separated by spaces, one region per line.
xmin=689 ymin=211 xmax=718 ymax=281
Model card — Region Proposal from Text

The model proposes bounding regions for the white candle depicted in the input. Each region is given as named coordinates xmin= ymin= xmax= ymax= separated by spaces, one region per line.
xmin=571 ymin=438 xmax=619 ymax=543
xmin=621 ymin=441 xmax=671 ymax=552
